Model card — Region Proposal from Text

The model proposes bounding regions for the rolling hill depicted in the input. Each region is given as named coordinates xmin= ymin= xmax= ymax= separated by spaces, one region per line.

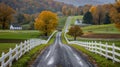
xmin=54 ymin=0 xmax=115 ymax=6
xmin=0 ymin=0 xmax=73 ymax=14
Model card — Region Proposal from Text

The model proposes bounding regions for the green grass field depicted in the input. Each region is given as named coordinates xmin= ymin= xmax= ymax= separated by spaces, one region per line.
xmin=0 ymin=43 xmax=16 ymax=56
xmin=0 ymin=30 xmax=40 ymax=39
xmin=82 ymin=24 xmax=120 ymax=34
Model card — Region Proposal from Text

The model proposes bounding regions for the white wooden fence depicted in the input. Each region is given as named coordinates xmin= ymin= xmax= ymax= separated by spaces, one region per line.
xmin=64 ymin=33 xmax=120 ymax=63
xmin=0 ymin=31 xmax=56 ymax=67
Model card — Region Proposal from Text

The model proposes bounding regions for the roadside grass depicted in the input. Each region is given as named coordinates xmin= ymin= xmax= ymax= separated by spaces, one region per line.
xmin=71 ymin=16 xmax=83 ymax=25
xmin=70 ymin=44 xmax=120 ymax=67
xmin=82 ymin=24 xmax=120 ymax=34
xmin=12 ymin=32 xmax=56 ymax=67
xmin=61 ymin=33 xmax=67 ymax=44
xmin=0 ymin=30 xmax=40 ymax=39
xmin=0 ymin=43 xmax=16 ymax=56
xmin=22 ymin=24 xmax=30 ymax=30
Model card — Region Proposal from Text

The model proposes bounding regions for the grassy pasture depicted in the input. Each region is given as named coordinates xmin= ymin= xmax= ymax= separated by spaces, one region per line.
xmin=82 ymin=24 xmax=120 ymax=34
xmin=0 ymin=43 xmax=16 ymax=56
xmin=0 ymin=30 xmax=40 ymax=39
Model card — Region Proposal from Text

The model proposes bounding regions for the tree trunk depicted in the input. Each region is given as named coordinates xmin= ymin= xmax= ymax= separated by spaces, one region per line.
xmin=45 ymin=32 xmax=48 ymax=36
xmin=2 ymin=22 xmax=5 ymax=29
xmin=2 ymin=18 xmax=6 ymax=30
xmin=74 ymin=36 xmax=76 ymax=40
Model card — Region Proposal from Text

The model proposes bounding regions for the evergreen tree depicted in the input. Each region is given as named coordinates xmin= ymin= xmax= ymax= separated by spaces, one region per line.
xmin=83 ymin=11 xmax=93 ymax=24
xmin=104 ymin=13 xmax=111 ymax=24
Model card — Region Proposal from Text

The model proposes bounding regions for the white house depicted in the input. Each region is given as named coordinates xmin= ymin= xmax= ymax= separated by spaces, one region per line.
xmin=10 ymin=24 xmax=22 ymax=30
xmin=74 ymin=19 xmax=82 ymax=25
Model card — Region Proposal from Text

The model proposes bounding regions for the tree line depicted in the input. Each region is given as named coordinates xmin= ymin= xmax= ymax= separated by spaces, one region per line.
xmin=82 ymin=1 xmax=120 ymax=31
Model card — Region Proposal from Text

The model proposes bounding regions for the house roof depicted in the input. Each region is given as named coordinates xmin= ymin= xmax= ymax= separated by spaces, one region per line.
xmin=11 ymin=23 xmax=21 ymax=27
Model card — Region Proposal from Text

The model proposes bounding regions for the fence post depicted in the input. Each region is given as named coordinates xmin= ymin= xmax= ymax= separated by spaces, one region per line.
xmin=1 ymin=52 xmax=5 ymax=67
xmin=29 ymin=40 xmax=32 ymax=50
xmin=9 ymin=48 xmax=12 ymax=67
xmin=99 ymin=41 xmax=102 ymax=56
xmin=87 ymin=41 xmax=89 ymax=50
xmin=105 ymin=42 xmax=108 ymax=59
xmin=88 ymin=41 xmax=90 ymax=50
xmin=27 ymin=40 xmax=30 ymax=52
xmin=94 ymin=41 xmax=97 ymax=54
xmin=19 ymin=42 xmax=23 ymax=58
xmin=15 ymin=44 xmax=18 ymax=60
xmin=112 ymin=43 xmax=115 ymax=63
xmin=91 ymin=41 xmax=93 ymax=52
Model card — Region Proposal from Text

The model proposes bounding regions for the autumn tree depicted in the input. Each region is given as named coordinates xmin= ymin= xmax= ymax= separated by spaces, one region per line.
xmin=83 ymin=4 xmax=92 ymax=14
xmin=83 ymin=11 xmax=93 ymax=24
xmin=34 ymin=11 xmax=58 ymax=36
xmin=62 ymin=5 xmax=67 ymax=16
xmin=67 ymin=25 xmax=83 ymax=40
xmin=0 ymin=3 xmax=15 ymax=29
xmin=90 ymin=5 xmax=106 ymax=25
xmin=110 ymin=1 xmax=120 ymax=30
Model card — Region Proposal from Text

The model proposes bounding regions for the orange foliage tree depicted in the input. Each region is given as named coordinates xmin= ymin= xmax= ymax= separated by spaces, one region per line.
xmin=110 ymin=1 xmax=120 ymax=30
xmin=0 ymin=3 xmax=15 ymax=29
xmin=90 ymin=5 xmax=106 ymax=25
xmin=67 ymin=25 xmax=83 ymax=40
xmin=34 ymin=11 xmax=58 ymax=36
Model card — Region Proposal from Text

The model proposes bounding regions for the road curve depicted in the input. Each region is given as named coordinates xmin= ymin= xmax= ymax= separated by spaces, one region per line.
xmin=32 ymin=32 xmax=94 ymax=67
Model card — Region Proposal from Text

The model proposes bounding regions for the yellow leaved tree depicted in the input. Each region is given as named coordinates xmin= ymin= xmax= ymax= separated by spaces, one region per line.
xmin=34 ymin=11 xmax=58 ymax=36
xmin=110 ymin=1 xmax=120 ymax=31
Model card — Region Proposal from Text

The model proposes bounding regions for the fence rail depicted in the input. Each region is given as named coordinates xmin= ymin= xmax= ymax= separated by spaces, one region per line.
xmin=0 ymin=31 xmax=56 ymax=67
xmin=64 ymin=33 xmax=120 ymax=63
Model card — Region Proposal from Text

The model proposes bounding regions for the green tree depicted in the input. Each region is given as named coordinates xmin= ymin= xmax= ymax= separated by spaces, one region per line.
xmin=67 ymin=25 xmax=83 ymax=40
xmin=104 ymin=13 xmax=111 ymax=24
xmin=83 ymin=11 xmax=93 ymax=24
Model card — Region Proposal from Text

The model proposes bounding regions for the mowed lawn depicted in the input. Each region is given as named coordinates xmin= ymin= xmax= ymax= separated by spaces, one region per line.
xmin=0 ymin=30 xmax=40 ymax=56
xmin=0 ymin=43 xmax=16 ymax=56
xmin=82 ymin=24 xmax=120 ymax=34
xmin=0 ymin=30 xmax=40 ymax=39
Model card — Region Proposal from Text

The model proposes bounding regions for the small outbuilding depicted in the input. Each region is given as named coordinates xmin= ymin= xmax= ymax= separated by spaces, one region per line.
xmin=74 ymin=19 xmax=82 ymax=25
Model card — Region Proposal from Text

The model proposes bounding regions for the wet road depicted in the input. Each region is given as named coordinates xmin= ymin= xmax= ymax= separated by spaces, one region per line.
xmin=32 ymin=32 xmax=94 ymax=67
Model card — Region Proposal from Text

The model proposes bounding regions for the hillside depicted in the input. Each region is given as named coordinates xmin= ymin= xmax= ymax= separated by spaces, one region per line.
xmin=54 ymin=0 xmax=115 ymax=6
xmin=0 ymin=0 xmax=73 ymax=14
xmin=82 ymin=24 xmax=120 ymax=34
